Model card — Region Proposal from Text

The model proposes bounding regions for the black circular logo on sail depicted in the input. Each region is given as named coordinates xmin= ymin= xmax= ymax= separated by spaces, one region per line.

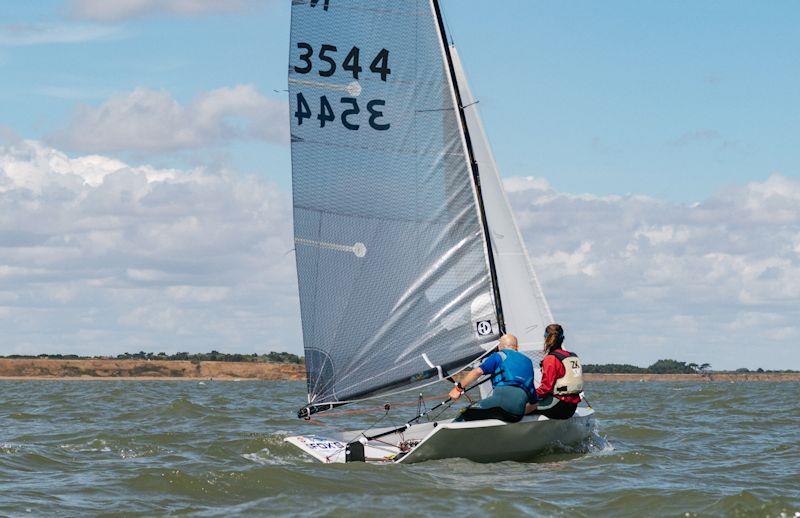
xmin=476 ymin=320 xmax=493 ymax=336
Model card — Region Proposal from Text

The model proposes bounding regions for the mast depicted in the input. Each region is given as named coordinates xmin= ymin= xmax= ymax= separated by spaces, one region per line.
xmin=431 ymin=0 xmax=506 ymax=335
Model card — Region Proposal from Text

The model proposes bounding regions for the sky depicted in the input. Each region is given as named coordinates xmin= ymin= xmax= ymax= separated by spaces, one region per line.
xmin=0 ymin=0 xmax=798 ymax=369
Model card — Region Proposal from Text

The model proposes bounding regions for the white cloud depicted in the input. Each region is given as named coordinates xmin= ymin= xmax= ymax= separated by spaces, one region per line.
xmin=536 ymin=241 xmax=597 ymax=278
xmin=634 ymin=225 xmax=690 ymax=245
xmin=52 ymin=85 xmax=288 ymax=153
xmin=0 ymin=139 xmax=798 ymax=368
xmin=0 ymin=22 xmax=120 ymax=46
xmin=503 ymin=176 xmax=551 ymax=193
xmin=0 ymin=140 xmax=300 ymax=355
xmin=69 ymin=0 xmax=255 ymax=22
xmin=0 ymin=140 xmax=178 ymax=192
xmin=506 ymin=173 xmax=800 ymax=369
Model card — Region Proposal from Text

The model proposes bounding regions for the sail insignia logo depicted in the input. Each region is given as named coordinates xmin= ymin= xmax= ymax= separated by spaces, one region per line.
xmin=476 ymin=320 xmax=493 ymax=336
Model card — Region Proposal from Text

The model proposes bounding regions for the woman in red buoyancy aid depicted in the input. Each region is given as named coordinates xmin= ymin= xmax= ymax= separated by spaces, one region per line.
xmin=528 ymin=323 xmax=584 ymax=420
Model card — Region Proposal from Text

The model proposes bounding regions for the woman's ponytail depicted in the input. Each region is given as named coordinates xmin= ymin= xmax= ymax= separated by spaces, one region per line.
xmin=543 ymin=323 xmax=564 ymax=351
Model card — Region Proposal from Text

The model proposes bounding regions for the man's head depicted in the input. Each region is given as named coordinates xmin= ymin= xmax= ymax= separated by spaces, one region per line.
xmin=498 ymin=334 xmax=519 ymax=351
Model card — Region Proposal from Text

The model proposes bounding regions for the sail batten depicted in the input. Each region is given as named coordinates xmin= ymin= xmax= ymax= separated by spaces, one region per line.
xmin=290 ymin=0 xmax=502 ymax=411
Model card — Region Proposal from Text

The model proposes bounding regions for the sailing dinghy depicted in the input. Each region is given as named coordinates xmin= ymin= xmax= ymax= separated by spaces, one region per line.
xmin=285 ymin=0 xmax=595 ymax=464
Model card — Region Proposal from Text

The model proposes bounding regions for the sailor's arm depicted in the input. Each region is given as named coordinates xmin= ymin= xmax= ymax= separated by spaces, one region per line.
xmin=448 ymin=367 xmax=483 ymax=400
xmin=536 ymin=356 xmax=558 ymax=398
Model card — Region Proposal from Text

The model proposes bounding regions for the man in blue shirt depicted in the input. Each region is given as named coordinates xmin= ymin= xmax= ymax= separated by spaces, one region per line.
xmin=449 ymin=334 xmax=538 ymax=422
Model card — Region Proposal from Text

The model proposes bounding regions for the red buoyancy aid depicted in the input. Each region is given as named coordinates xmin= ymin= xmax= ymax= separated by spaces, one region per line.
xmin=537 ymin=349 xmax=582 ymax=404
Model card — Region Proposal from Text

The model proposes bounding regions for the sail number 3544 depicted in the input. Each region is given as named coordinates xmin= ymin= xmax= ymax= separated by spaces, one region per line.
xmin=293 ymin=43 xmax=391 ymax=131
xmin=294 ymin=43 xmax=390 ymax=81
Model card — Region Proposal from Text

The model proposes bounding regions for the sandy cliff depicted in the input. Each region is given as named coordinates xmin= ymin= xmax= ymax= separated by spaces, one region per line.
xmin=0 ymin=359 xmax=306 ymax=380
xmin=1 ymin=359 xmax=797 ymax=381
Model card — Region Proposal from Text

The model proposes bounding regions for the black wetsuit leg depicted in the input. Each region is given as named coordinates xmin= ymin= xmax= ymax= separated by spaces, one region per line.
xmin=536 ymin=399 xmax=577 ymax=420
xmin=459 ymin=405 xmax=523 ymax=423
xmin=455 ymin=385 xmax=528 ymax=423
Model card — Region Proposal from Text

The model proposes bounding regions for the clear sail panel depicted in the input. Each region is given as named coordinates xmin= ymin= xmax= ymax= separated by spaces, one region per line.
xmin=289 ymin=0 xmax=500 ymax=406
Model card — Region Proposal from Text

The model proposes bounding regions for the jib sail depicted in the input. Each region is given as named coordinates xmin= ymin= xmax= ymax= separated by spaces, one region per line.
xmin=450 ymin=47 xmax=554 ymax=398
xmin=450 ymin=46 xmax=554 ymax=387
xmin=289 ymin=0 xmax=502 ymax=414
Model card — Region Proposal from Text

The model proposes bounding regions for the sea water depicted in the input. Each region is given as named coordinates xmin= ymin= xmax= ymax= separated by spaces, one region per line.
xmin=0 ymin=380 xmax=797 ymax=516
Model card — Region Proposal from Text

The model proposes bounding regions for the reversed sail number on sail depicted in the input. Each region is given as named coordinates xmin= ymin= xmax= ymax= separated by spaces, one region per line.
xmin=295 ymin=93 xmax=389 ymax=131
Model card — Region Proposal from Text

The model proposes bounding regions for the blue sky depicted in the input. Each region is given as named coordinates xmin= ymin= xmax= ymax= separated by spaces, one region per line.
xmin=445 ymin=1 xmax=800 ymax=201
xmin=3 ymin=1 xmax=798 ymax=199
xmin=1 ymin=1 xmax=798 ymax=369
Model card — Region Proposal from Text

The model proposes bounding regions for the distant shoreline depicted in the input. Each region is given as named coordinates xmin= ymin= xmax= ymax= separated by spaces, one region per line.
xmin=584 ymin=373 xmax=800 ymax=382
xmin=0 ymin=358 xmax=305 ymax=381
xmin=0 ymin=359 xmax=798 ymax=382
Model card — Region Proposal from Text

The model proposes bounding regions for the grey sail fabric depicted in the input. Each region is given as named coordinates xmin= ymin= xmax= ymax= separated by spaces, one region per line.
xmin=289 ymin=0 xmax=501 ymax=408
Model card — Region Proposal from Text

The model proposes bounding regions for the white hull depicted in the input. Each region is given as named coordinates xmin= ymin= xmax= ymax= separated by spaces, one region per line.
xmin=285 ymin=407 xmax=595 ymax=464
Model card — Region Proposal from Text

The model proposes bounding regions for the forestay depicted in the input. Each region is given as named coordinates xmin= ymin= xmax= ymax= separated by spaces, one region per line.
xmin=289 ymin=0 xmax=501 ymax=412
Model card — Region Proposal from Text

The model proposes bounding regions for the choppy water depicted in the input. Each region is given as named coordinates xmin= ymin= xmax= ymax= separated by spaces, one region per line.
xmin=0 ymin=380 xmax=798 ymax=516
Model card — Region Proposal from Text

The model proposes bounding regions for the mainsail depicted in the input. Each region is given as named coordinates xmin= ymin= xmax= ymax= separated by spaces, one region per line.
xmin=289 ymin=0 xmax=502 ymax=414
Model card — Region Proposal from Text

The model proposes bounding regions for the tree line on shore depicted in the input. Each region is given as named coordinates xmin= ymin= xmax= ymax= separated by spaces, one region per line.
xmin=1 ymin=354 xmax=796 ymax=373
xmin=584 ymin=358 xmax=797 ymax=374
xmin=584 ymin=359 xmax=710 ymax=374
xmin=0 ymin=351 xmax=305 ymax=364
